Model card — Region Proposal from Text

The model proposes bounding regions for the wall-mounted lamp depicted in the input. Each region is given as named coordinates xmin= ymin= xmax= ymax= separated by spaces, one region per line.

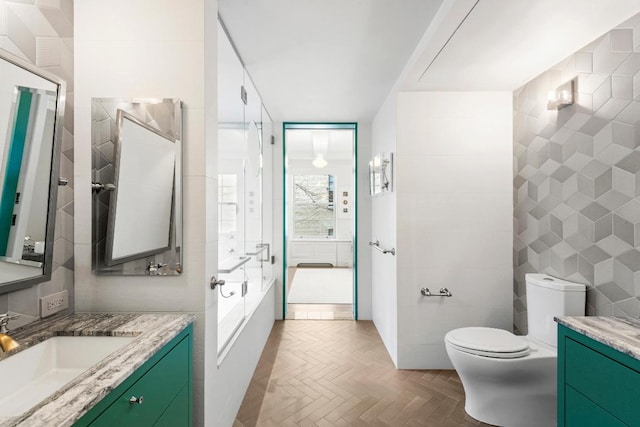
xmin=547 ymin=79 xmax=576 ymax=110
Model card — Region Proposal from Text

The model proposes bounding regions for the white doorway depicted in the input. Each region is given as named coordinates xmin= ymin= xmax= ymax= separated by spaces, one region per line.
xmin=283 ymin=124 xmax=357 ymax=320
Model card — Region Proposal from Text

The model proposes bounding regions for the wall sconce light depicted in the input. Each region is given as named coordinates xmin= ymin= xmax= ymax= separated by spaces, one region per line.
xmin=547 ymin=79 xmax=576 ymax=110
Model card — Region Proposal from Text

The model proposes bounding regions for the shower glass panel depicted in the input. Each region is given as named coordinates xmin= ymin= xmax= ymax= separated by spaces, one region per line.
xmin=217 ymin=20 xmax=274 ymax=355
xmin=260 ymin=106 xmax=273 ymax=292
xmin=243 ymin=76 xmax=263 ymax=308
xmin=217 ymin=21 xmax=246 ymax=353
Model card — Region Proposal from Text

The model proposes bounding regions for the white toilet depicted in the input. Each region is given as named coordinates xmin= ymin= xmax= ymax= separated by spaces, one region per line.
xmin=444 ymin=273 xmax=585 ymax=427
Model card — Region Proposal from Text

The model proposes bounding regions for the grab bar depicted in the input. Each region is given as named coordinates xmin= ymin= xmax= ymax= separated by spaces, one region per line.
xmin=420 ymin=287 xmax=452 ymax=297
xmin=246 ymin=245 xmax=267 ymax=256
xmin=246 ymin=243 xmax=270 ymax=262
xmin=218 ymin=256 xmax=251 ymax=274
xmin=369 ymin=240 xmax=395 ymax=256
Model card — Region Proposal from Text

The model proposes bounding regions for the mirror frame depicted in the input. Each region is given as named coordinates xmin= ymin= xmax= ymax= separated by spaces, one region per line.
xmin=91 ymin=98 xmax=183 ymax=276
xmin=0 ymin=48 xmax=66 ymax=294
xmin=105 ymin=109 xmax=177 ymax=266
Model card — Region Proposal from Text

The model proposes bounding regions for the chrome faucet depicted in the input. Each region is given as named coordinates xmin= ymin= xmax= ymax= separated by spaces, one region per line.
xmin=0 ymin=313 xmax=20 ymax=352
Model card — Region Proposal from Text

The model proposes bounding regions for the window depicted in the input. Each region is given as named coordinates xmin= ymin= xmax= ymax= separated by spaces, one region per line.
xmin=218 ymin=174 xmax=238 ymax=233
xmin=293 ymin=174 xmax=335 ymax=237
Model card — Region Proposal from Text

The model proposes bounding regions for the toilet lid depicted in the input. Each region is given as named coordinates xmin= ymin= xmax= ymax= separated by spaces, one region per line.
xmin=446 ymin=327 xmax=530 ymax=359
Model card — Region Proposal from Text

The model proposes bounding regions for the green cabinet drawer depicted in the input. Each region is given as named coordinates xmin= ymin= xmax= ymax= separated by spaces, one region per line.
xmin=565 ymin=337 xmax=640 ymax=426
xmin=89 ymin=336 xmax=189 ymax=427
xmin=565 ymin=385 xmax=626 ymax=427
xmin=154 ymin=384 xmax=190 ymax=427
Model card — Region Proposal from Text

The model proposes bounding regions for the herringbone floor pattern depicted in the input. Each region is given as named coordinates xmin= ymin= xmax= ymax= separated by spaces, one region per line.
xmin=234 ymin=320 xmax=491 ymax=427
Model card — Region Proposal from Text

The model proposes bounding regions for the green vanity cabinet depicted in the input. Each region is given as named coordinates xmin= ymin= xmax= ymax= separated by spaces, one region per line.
xmin=558 ymin=324 xmax=640 ymax=426
xmin=74 ymin=324 xmax=193 ymax=427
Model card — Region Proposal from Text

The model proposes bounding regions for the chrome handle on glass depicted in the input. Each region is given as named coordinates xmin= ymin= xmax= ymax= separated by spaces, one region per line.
xmin=210 ymin=276 xmax=226 ymax=290
xmin=129 ymin=395 xmax=144 ymax=405
xmin=420 ymin=287 xmax=452 ymax=297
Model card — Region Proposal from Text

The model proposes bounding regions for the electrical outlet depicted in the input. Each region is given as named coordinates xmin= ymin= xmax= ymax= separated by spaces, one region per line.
xmin=40 ymin=290 xmax=69 ymax=317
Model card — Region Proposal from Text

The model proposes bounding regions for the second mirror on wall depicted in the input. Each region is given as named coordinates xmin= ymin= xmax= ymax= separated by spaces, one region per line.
xmin=91 ymin=98 xmax=183 ymax=276
xmin=0 ymin=48 xmax=66 ymax=294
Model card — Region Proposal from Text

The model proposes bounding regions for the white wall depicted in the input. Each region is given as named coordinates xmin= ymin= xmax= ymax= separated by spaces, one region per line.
xmin=75 ymin=2 xmax=274 ymax=425
xmin=74 ymin=1 xmax=210 ymax=423
xmin=395 ymin=91 xmax=513 ymax=368
xmin=371 ymin=96 xmax=398 ymax=364
xmin=371 ymin=91 xmax=513 ymax=369
xmin=74 ymin=0 xmax=208 ymax=309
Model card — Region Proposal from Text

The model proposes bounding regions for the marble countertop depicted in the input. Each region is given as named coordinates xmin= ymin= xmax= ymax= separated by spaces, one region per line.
xmin=0 ymin=312 xmax=195 ymax=427
xmin=556 ymin=316 xmax=640 ymax=361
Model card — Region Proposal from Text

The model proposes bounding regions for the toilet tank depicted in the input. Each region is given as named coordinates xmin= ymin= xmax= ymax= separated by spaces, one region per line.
xmin=526 ymin=273 xmax=586 ymax=347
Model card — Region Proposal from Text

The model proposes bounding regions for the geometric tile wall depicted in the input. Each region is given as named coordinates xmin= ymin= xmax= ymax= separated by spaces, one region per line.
xmin=514 ymin=13 xmax=640 ymax=334
xmin=0 ymin=0 xmax=73 ymax=318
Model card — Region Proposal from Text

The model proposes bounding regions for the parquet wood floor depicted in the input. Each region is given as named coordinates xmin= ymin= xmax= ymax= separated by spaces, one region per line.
xmin=234 ymin=320 xmax=491 ymax=427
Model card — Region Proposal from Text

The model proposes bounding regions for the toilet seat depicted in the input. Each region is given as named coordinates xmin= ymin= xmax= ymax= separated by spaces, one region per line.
xmin=445 ymin=327 xmax=530 ymax=359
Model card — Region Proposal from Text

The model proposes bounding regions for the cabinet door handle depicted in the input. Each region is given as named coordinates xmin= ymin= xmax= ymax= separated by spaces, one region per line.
xmin=129 ymin=395 xmax=144 ymax=405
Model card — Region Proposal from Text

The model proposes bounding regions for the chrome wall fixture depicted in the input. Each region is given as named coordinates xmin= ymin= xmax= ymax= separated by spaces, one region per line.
xmin=91 ymin=182 xmax=116 ymax=193
xmin=210 ymin=276 xmax=225 ymax=290
xmin=421 ymin=287 xmax=452 ymax=297
xmin=209 ymin=275 xmax=244 ymax=299
xmin=369 ymin=240 xmax=395 ymax=255
xmin=547 ymin=78 xmax=576 ymax=110
xmin=369 ymin=152 xmax=393 ymax=196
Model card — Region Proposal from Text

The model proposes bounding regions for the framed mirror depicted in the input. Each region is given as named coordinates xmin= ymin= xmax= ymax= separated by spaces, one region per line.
xmin=0 ymin=48 xmax=66 ymax=294
xmin=92 ymin=98 xmax=183 ymax=275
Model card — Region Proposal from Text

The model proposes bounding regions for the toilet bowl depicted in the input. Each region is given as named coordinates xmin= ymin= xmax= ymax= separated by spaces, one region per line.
xmin=444 ymin=274 xmax=585 ymax=427
xmin=445 ymin=328 xmax=557 ymax=427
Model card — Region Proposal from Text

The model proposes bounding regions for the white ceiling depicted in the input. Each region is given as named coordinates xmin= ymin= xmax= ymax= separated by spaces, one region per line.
xmin=218 ymin=0 xmax=640 ymax=123
xmin=218 ymin=0 xmax=444 ymax=122
xmin=408 ymin=0 xmax=640 ymax=91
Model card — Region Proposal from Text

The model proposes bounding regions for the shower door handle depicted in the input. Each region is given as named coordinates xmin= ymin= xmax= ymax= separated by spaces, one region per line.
xmin=210 ymin=276 xmax=226 ymax=290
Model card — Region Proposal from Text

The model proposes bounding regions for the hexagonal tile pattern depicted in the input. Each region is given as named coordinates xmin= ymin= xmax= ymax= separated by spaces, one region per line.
xmin=514 ymin=16 xmax=640 ymax=333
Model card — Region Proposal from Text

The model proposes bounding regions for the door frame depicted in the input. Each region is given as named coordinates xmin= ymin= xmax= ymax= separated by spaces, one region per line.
xmin=282 ymin=122 xmax=358 ymax=320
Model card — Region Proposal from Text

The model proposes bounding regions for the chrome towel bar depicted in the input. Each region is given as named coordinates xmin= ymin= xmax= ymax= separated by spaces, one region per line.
xmin=421 ymin=287 xmax=452 ymax=297
xmin=369 ymin=240 xmax=395 ymax=255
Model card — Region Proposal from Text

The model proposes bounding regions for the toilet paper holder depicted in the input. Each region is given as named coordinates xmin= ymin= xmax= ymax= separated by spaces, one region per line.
xmin=421 ymin=287 xmax=452 ymax=297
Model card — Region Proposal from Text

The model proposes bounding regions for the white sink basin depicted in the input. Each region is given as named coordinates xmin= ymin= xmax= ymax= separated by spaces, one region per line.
xmin=0 ymin=336 xmax=134 ymax=417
